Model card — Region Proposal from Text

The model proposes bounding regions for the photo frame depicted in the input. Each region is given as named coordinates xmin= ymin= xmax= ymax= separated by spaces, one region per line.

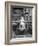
xmin=5 ymin=1 xmax=37 ymax=44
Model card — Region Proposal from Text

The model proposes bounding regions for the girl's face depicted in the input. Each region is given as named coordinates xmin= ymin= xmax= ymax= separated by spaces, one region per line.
xmin=20 ymin=17 xmax=24 ymax=20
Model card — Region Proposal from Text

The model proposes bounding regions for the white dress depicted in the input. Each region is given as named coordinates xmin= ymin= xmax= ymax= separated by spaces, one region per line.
xmin=19 ymin=17 xmax=25 ymax=31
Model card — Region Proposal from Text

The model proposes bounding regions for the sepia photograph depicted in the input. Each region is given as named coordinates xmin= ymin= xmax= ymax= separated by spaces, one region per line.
xmin=11 ymin=6 xmax=32 ymax=38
